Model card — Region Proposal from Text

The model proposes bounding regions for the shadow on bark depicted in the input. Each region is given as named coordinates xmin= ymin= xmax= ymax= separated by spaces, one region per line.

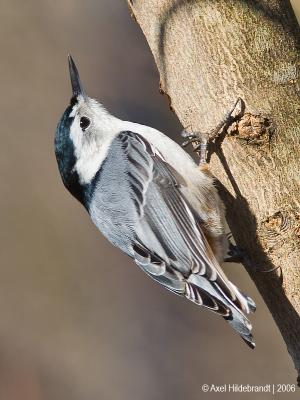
xmin=212 ymin=137 xmax=300 ymax=385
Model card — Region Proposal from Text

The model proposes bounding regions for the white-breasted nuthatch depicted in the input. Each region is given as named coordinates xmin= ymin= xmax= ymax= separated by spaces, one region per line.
xmin=55 ymin=56 xmax=256 ymax=348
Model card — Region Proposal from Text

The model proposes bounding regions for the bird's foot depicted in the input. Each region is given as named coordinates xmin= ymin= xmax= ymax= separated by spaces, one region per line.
xmin=225 ymin=239 xmax=281 ymax=274
xmin=224 ymin=241 xmax=245 ymax=264
xmin=181 ymin=130 xmax=209 ymax=164
xmin=224 ymin=242 xmax=258 ymax=274
xmin=181 ymin=97 xmax=244 ymax=164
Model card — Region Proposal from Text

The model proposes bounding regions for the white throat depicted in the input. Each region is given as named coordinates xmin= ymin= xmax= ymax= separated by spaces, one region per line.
xmin=69 ymin=98 xmax=123 ymax=184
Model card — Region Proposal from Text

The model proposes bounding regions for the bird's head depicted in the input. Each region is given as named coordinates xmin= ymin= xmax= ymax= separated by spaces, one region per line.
xmin=55 ymin=55 xmax=113 ymax=205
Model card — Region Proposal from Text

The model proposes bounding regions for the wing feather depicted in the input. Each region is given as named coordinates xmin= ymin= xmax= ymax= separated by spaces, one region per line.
xmin=116 ymin=131 xmax=247 ymax=316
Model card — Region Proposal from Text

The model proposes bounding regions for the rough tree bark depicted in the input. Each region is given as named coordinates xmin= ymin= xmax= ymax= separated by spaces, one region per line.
xmin=127 ymin=0 xmax=300 ymax=383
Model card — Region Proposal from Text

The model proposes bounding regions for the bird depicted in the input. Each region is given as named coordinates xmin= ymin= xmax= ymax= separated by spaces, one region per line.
xmin=55 ymin=55 xmax=256 ymax=348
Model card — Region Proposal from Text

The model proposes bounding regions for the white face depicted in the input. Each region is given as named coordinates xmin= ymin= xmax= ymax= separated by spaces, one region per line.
xmin=69 ymin=96 xmax=120 ymax=184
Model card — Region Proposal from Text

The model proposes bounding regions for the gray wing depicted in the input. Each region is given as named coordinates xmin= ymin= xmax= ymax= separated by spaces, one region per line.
xmin=90 ymin=131 xmax=247 ymax=317
xmin=124 ymin=131 xmax=251 ymax=316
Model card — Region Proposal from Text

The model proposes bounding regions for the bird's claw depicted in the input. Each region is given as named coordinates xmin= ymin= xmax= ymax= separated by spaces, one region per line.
xmin=181 ymin=130 xmax=202 ymax=148
xmin=226 ymin=232 xmax=233 ymax=240
xmin=181 ymin=137 xmax=199 ymax=147
xmin=181 ymin=130 xmax=207 ymax=153
xmin=181 ymin=129 xmax=194 ymax=139
xmin=224 ymin=242 xmax=245 ymax=264
xmin=180 ymin=98 xmax=244 ymax=164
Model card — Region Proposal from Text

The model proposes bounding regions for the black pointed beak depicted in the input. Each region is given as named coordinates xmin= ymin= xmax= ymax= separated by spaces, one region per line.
xmin=68 ymin=54 xmax=86 ymax=98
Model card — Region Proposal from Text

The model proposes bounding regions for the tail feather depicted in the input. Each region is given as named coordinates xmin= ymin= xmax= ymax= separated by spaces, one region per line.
xmin=225 ymin=306 xmax=255 ymax=349
xmin=229 ymin=281 xmax=256 ymax=314
xmin=187 ymin=274 xmax=256 ymax=348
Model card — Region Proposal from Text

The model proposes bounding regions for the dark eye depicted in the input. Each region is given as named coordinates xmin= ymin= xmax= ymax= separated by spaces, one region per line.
xmin=80 ymin=116 xmax=90 ymax=131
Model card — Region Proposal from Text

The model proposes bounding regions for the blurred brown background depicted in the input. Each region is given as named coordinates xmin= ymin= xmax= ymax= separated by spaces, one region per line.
xmin=0 ymin=1 xmax=299 ymax=399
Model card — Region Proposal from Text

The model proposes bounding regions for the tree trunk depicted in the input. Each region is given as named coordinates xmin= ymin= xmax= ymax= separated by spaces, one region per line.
xmin=127 ymin=0 xmax=300 ymax=383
